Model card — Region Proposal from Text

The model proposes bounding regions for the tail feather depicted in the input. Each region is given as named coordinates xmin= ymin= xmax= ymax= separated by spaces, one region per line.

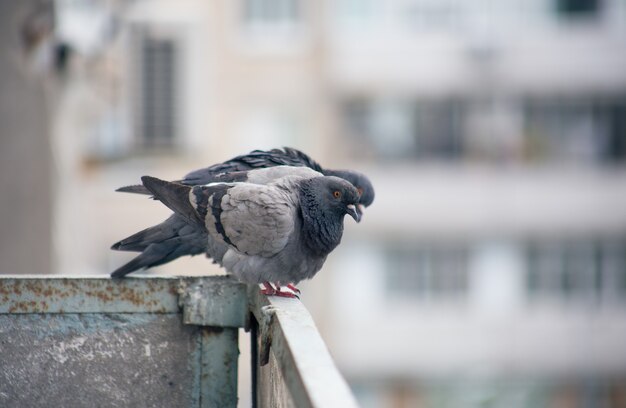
xmin=111 ymin=250 xmax=162 ymax=278
xmin=111 ymin=234 xmax=206 ymax=278
xmin=111 ymin=215 xmax=208 ymax=278
xmin=141 ymin=176 xmax=203 ymax=227
xmin=116 ymin=184 xmax=151 ymax=195
xmin=110 ymin=176 xmax=218 ymax=279
xmin=112 ymin=215 xmax=192 ymax=252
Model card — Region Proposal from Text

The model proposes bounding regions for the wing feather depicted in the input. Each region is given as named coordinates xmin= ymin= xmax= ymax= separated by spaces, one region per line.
xmin=201 ymin=183 xmax=297 ymax=257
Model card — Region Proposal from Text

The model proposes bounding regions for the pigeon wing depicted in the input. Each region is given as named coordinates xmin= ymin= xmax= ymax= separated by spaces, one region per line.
xmin=116 ymin=157 xmax=322 ymax=197
xmin=194 ymin=183 xmax=297 ymax=258
xmin=182 ymin=147 xmax=323 ymax=185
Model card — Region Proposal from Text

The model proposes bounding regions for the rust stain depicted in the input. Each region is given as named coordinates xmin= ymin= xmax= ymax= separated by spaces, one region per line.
xmin=24 ymin=281 xmax=43 ymax=296
xmin=202 ymin=327 xmax=225 ymax=337
xmin=65 ymin=280 xmax=79 ymax=292
xmin=95 ymin=291 xmax=113 ymax=302
xmin=7 ymin=300 xmax=44 ymax=313
xmin=3 ymin=278 xmax=180 ymax=313
xmin=81 ymin=286 xmax=149 ymax=305
xmin=119 ymin=289 xmax=145 ymax=306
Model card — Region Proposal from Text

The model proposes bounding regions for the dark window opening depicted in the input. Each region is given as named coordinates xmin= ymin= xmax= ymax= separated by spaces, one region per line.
xmin=386 ymin=245 xmax=468 ymax=301
xmin=524 ymin=98 xmax=626 ymax=164
xmin=342 ymin=99 xmax=464 ymax=162
xmin=555 ymin=0 xmax=601 ymax=18
xmin=526 ymin=239 xmax=626 ymax=303
xmin=137 ymin=36 xmax=178 ymax=148
xmin=243 ymin=0 xmax=300 ymax=26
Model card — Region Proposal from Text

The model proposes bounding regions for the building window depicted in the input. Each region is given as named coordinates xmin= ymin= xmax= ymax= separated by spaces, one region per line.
xmin=414 ymin=101 xmax=464 ymax=159
xmin=527 ymin=239 xmax=626 ymax=303
xmin=524 ymin=98 xmax=626 ymax=164
xmin=555 ymin=0 xmax=602 ymax=18
xmin=404 ymin=0 xmax=462 ymax=32
xmin=243 ymin=0 xmax=301 ymax=28
xmin=343 ymin=99 xmax=464 ymax=161
xmin=385 ymin=245 xmax=468 ymax=300
xmin=240 ymin=0 xmax=306 ymax=51
xmin=344 ymin=96 xmax=626 ymax=164
xmin=134 ymin=32 xmax=179 ymax=149
xmin=334 ymin=0 xmax=378 ymax=26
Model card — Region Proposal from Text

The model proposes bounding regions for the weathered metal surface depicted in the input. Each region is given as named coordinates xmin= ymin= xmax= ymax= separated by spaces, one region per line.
xmin=0 ymin=275 xmax=182 ymax=314
xmin=179 ymin=277 xmax=248 ymax=328
xmin=249 ymin=288 xmax=360 ymax=408
xmin=0 ymin=275 xmax=246 ymax=408
xmin=258 ymin=350 xmax=297 ymax=408
xmin=198 ymin=327 xmax=239 ymax=408
xmin=0 ymin=275 xmax=248 ymax=329
xmin=0 ymin=313 xmax=201 ymax=407
xmin=1 ymin=275 xmax=357 ymax=407
xmin=257 ymin=304 xmax=276 ymax=366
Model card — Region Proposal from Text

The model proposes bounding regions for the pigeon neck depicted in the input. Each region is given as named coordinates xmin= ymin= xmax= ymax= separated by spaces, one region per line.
xmin=298 ymin=180 xmax=344 ymax=257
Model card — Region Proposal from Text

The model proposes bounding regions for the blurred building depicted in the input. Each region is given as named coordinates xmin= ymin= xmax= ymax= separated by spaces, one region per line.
xmin=40 ymin=0 xmax=626 ymax=407
xmin=0 ymin=0 xmax=55 ymax=275
xmin=323 ymin=1 xmax=626 ymax=407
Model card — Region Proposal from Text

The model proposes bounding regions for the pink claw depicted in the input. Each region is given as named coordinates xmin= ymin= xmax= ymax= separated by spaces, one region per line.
xmin=286 ymin=283 xmax=301 ymax=294
xmin=261 ymin=282 xmax=299 ymax=299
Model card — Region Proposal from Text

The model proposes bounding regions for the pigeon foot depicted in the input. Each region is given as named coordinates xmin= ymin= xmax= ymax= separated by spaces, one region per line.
xmin=286 ymin=283 xmax=300 ymax=294
xmin=261 ymin=282 xmax=299 ymax=299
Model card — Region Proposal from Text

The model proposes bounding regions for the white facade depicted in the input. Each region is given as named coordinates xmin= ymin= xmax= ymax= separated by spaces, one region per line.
xmin=322 ymin=1 xmax=626 ymax=406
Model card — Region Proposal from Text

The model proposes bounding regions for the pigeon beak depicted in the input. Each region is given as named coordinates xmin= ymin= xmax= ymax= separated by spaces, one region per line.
xmin=346 ymin=204 xmax=361 ymax=223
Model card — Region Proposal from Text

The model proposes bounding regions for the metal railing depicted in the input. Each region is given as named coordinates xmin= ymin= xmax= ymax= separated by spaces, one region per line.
xmin=0 ymin=275 xmax=358 ymax=408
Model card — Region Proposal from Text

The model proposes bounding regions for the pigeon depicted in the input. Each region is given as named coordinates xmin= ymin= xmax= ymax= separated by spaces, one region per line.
xmin=117 ymin=168 xmax=361 ymax=297
xmin=110 ymin=148 xmax=375 ymax=280
xmin=117 ymin=147 xmax=375 ymax=211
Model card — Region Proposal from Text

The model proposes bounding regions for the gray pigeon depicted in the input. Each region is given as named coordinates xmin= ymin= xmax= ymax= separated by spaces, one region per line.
xmin=130 ymin=170 xmax=361 ymax=297
xmin=118 ymin=147 xmax=375 ymax=210
xmin=111 ymin=149 xmax=375 ymax=279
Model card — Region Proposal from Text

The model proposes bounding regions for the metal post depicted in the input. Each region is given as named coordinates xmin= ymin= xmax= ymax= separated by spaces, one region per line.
xmin=250 ymin=316 xmax=259 ymax=408
xmin=199 ymin=327 xmax=239 ymax=408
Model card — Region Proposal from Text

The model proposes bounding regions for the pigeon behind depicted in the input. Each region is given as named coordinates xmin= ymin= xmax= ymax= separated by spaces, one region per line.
xmin=117 ymin=147 xmax=375 ymax=209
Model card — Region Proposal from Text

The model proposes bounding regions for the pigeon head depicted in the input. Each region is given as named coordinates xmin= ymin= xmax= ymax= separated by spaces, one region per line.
xmin=309 ymin=176 xmax=361 ymax=223
xmin=324 ymin=169 xmax=375 ymax=216
xmin=298 ymin=176 xmax=361 ymax=256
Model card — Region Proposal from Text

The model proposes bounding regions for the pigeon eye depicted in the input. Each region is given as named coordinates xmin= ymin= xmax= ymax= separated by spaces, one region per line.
xmin=357 ymin=187 xmax=363 ymax=196
xmin=333 ymin=190 xmax=341 ymax=199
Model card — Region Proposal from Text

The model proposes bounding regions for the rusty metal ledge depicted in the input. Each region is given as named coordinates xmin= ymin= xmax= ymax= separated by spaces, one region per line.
xmin=0 ymin=275 xmax=248 ymax=328
xmin=249 ymin=286 xmax=359 ymax=408
xmin=179 ymin=276 xmax=248 ymax=328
